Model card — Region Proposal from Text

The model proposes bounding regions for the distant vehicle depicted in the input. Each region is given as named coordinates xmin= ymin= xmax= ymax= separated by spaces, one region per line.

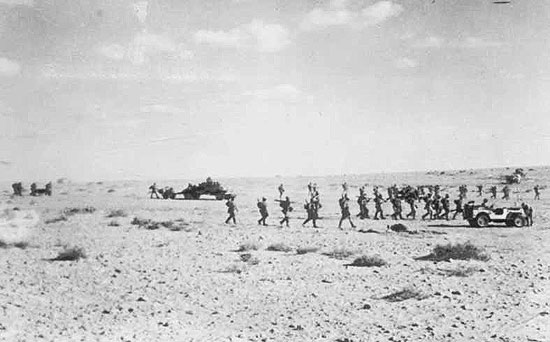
xmin=502 ymin=168 xmax=525 ymax=184
xmin=463 ymin=203 xmax=527 ymax=228
xmin=180 ymin=177 xmax=232 ymax=200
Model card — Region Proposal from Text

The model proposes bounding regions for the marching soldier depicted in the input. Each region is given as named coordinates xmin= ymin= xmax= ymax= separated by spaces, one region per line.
xmin=441 ymin=194 xmax=451 ymax=220
xmin=521 ymin=202 xmax=533 ymax=226
xmin=278 ymin=184 xmax=285 ymax=199
xmin=534 ymin=185 xmax=540 ymax=200
xmin=302 ymin=200 xmax=319 ymax=228
xmin=257 ymin=197 xmax=269 ymax=226
xmin=149 ymin=183 xmax=160 ymax=199
xmin=502 ymin=186 xmax=511 ymax=200
xmin=405 ymin=196 xmax=417 ymax=220
xmin=277 ymin=196 xmax=292 ymax=227
xmin=338 ymin=194 xmax=356 ymax=229
xmin=356 ymin=187 xmax=370 ymax=219
xmin=452 ymin=197 xmax=463 ymax=220
xmin=490 ymin=186 xmax=497 ymax=199
xmin=390 ymin=197 xmax=404 ymax=220
xmin=224 ymin=196 xmax=237 ymax=225
xmin=422 ymin=193 xmax=434 ymax=220
xmin=373 ymin=193 xmax=386 ymax=220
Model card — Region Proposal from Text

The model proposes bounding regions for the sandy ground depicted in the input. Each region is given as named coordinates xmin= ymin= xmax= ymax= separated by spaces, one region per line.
xmin=1 ymin=167 xmax=549 ymax=342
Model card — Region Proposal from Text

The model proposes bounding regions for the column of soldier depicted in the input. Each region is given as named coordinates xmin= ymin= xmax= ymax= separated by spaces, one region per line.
xmin=225 ymin=183 xmax=540 ymax=228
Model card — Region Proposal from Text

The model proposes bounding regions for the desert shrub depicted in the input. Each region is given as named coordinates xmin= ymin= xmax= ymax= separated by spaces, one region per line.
xmin=13 ymin=241 xmax=29 ymax=249
xmin=107 ymin=220 xmax=120 ymax=227
xmin=266 ymin=243 xmax=293 ymax=252
xmin=440 ymin=266 xmax=479 ymax=277
xmin=388 ymin=223 xmax=408 ymax=232
xmin=237 ymin=242 xmax=260 ymax=252
xmin=130 ymin=217 xmax=190 ymax=231
xmin=416 ymin=242 xmax=489 ymax=262
xmin=323 ymin=248 xmax=356 ymax=260
xmin=63 ymin=206 xmax=96 ymax=216
xmin=381 ymin=288 xmax=426 ymax=302
xmin=0 ymin=240 xmax=30 ymax=249
xmin=240 ymin=253 xmax=252 ymax=262
xmin=106 ymin=209 xmax=127 ymax=218
xmin=51 ymin=246 xmax=86 ymax=261
xmin=45 ymin=215 xmax=68 ymax=224
xmin=296 ymin=246 xmax=319 ymax=255
xmin=131 ymin=217 xmax=159 ymax=230
xmin=240 ymin=253 xmax=260 ymax=265
xmin=221 ymin=264 xmax=244 ymax=274
xmin=348 ymin=255 xmax=387 ymax=267
xmin=162 ymin=219 xmax=191 ymax=232
xmin=107 ymin=189 xmax=115 ymax=193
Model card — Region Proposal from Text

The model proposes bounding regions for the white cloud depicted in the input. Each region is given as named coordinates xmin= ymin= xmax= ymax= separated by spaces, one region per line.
xmin=194 ymin=20 xmax=291 ymax=52
xmin=413 ymin=36 xmax=504 ymax=49
xmin=41 ymin=65 xmax=237 ymax=83
xmin=96 ymin=44 xmax=125 ymax=61
xmin=454 ymin=37 xmax=504 ymax=49
xmin=140 ymin=104 xmax=181 ymax=114
xmin=194 ymin=28 xmax=246 ymax=48
xmin=395 ymin=57 xmax=417 ymax=69
xmin=0 ymin=0 xmax=33 ymax=6
xmin=97 ymin=36 xmax=193 ymax=64
xmin=128 ymin=32 xmax=176 ymax=65
xmin=243 ymin=84 xmax=301 ymax=101
xmin=132 ymin=1 xmax=148 ymax=25
xmin=300 ymin=1 xmax=403 ymax=31
xmin=0 ymin=57 xmax=21 ymax=76
xmin=300 ymin=8 xmax=353 ymax=30
xmin=362 ymin=1 xmax=403 ymax=26
xmin=246 ymin=20 xmax=291 ymax=52
xmin=413 ymin=36 xmax=445 ymax=48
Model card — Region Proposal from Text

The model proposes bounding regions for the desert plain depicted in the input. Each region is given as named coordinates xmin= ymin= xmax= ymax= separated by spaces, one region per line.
xmin=1 ymin=166 xmax=549 ymax=342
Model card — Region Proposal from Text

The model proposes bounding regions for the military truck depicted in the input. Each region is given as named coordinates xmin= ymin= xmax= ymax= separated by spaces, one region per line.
xmin=463 ymin=202 xmax=527 ymax=228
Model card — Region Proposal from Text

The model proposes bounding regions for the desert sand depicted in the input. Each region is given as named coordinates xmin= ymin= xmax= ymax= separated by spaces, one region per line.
xmin=1 ymin=166 xmax=549 ymax=342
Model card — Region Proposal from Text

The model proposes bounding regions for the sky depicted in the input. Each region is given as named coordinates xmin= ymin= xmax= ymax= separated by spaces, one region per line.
xmin=1 ymin=0 xmax=549 ymax=182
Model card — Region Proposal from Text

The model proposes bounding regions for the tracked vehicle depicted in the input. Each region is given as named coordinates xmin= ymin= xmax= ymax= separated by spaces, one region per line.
xmin=180 ymin=177 xmax=231 ymax=200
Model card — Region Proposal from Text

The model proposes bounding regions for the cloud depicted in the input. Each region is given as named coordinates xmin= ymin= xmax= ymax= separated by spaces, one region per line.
xmin=300 ymin=8 xmax=353 ymax=30
xmin=243 ymin=84 xmax=301 ymax=101
xmin=41 ymin=65 xmax=237 ymax=83
xmin=300 ymin=1 xmax=403 ymax=31
xmin=0 ymin=57 xmax=21 ymax=76
xmin=128 ymin=32 xmax=177 ymax=65
xmin=0 ymin=0 xmax=33 ymax=6
xmin=413 ymin=36 xmax=445 ymax=48
xmin=413 ymin=36 xmax=504 ymax=49
xmin=454 ymin=37 xmax=504 ymax=49
xmin=194 ymin=28 xmax=245 ymax=48
xmin=194 ymin=19 xmax=291 ymax=52
xmin=96 ymin=44 xmax=126 ymax=61
xmin=140 ymin=104 xmax=181 ymax=114
xmin=132 ymin=1 xmax=148 ymax=24
xmin=395 ymin=57 xmax=417 ymax=69
xmin=361 ymin=1 xmax=403 ymax=26
xmin=97 ymin=33 xmax=193 ymax=65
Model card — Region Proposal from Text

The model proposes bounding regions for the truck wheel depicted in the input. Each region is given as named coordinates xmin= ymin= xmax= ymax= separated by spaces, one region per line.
xmin=476 ymin=214 xmax=490 ymax=228
xmin=512 ymin=216 xmax=525 ymax=228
